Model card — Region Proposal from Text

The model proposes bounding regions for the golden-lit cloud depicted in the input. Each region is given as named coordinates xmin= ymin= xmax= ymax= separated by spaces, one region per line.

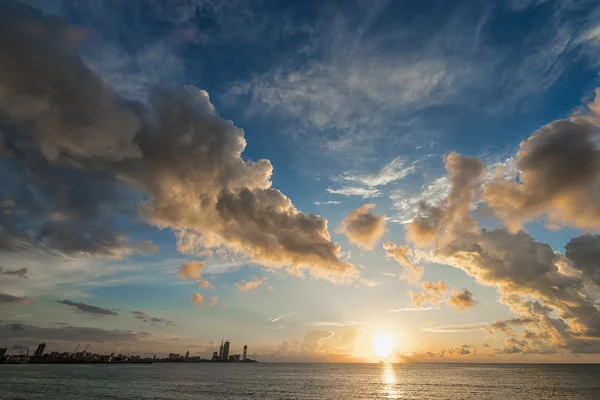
xmin=406 ymin=152 xmax=484 ymax=247
xmin=191 ymin=293 xmax=204 ymax=305
xmin=0 ymin=4 xmax=356 ymax=283
xmin=382 ymin=242 xmax=423 ymax=283
xmin=337 ymin=204 xmax=386 ymax=250
xmin=484 ymin=118 xmax=600 ymax=231
xmin=447 ymin=289 xmax=476 ymax=311
xmin=198 ymin=279 xmax=213 ymax=288
xmin=178 ymin=261 xmax=206 ymax=280
xmin=208 ymin=296 xmax=218 ymax=307
xmin=236 ymin=277 xmax=268 ymax=291
xmin=408 ymin=280 xmax=448 ymax=308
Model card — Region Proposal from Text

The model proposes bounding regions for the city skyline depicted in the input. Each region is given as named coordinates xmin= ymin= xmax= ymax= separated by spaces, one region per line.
xmin=2 ymin=0 xmax=600 ymax=364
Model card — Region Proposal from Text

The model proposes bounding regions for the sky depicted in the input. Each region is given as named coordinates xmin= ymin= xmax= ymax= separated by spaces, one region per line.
xmin=1 ymin=0 xmax=600 ymax=363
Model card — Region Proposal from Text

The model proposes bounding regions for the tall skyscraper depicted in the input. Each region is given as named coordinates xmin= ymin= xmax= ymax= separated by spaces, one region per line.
xmin=34 ymin=343 xmax=46 ymax=357
xmin=222 ymin=341 xmax=230 ymax=361
xmin=243 ymin=345 xmax=247 ymax=361
xmin=218 ymin=339 xmax=223 ymax=360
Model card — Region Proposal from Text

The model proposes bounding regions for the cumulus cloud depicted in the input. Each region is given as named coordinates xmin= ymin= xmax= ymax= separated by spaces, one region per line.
xmin=407 ymin=280 xmax=448 ymax=308
xmin=337 ymin=204 xmax=386 ymax=250
xmin=565 ymin=234 xmax=600 ymax=286
xmin=178 ymin=261 xmax=206 ymax=280
xmin=326 ymin=187 xmax=382 ymax=199
xmin=447 ymin=289 xmax=477 ymax=311
xmin=406 ymin=152 xmax=485 ymax=247
xmin=0 ymin=3 xmax=356 ymax=283
xmin=191 ymin=293 xmax=204 ymax=305
xmin=431 ymin=229 xmax=600 ymax=350
xmin=382 ymin=242 xmax=424 ymax=283
xmin=484 ymin=118 xmax=600 ymax=231
xmin=57 ymin=300 xmax=119 ymax=316
xmin=236 ymin=277 xmax=268 ymax=291
xmin=131 ymin=311 xmax=175 ymax=326
xmin=0 ymin=293 xmax=34 ymax=305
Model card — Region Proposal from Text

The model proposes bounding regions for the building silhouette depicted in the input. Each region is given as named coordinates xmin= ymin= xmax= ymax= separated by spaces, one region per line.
xmin=34 ymin=343 xmax=46 ymax=357
xmin=218 ymin=339 xmax=224 ymax=360
xmin=243 ymin=345 xmax=247 ymax=361
xmin=222 ymin=341 xmax=230 ymax=361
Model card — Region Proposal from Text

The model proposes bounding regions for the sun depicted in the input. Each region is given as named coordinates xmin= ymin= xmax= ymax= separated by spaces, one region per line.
xmin=372 ymin=331 xmax=395 ymax=358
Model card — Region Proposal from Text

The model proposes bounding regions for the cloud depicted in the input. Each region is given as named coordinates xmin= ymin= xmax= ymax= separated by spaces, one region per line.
xmin=2 ymin=267 xmax=28 ymax=278
xmin=0 ymin=3 xmax=356 ymax=283
xmin=423 ymin=323 xmax=487 ymax=333
xmin=337 ymin=204 xmax=386 ymax=250
xmin=229 ymin=2 xmax=493 ymax=157
xmin=430 ymin=229 xmax=600 ymax=350
xmin=484 ymin=117 xmax=600 ymax=231
xmin=447 ymin=289 xmax=477 ymax=311
xmin=178 ymin=261 xmax=206 ymax=280
xmin=408 ymin=280 xmax=448 ymax=308
xmin=236 ymin=277 xmax=268 ymax=291
xmin=389 ymin=177 xmax=451 ymax=224
xmin=198 ymin=279 xmax=213 ymax=288
xmin=131 ymin=311 xmax=175 ymax=326
xmin=301 ymin=330 xmax=335 ymax=353
xmin=191 ymin=293 xmax=204 ymax=305
xmin=326 ymin=187 xmax=382 ymax=199
xmin=307 ymin=321 xmax=356 ymax=327
xmin=0 ymin=293 xmax=34 ymax=305
xmin=382 ymin=242 xmax=423 ymax=283
xmin=208 ymin=296 xmax=218 ymax=307
xmin=338 ymin=157 xmax=415 ymax=187
xmin=389 ymin=306 xmax=436 ymax=312
xmin=565 ymin=233 xmax=600 ymax=286
xmin=56 ymin=300 xmax=119 ymax=316
xmin=313 ymin=201 xmax=343 ymax=205
xmin=1 ymin=323 xmax=149 ymax=343
xmin=406 ymin=152 xmax=485 ymax=247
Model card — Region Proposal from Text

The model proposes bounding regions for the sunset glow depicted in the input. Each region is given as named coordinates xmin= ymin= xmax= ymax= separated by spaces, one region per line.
xmin=2 ymin=0 xmax=600 ymax=369
xmin=372 ymin=332 xmax=395 ymax=358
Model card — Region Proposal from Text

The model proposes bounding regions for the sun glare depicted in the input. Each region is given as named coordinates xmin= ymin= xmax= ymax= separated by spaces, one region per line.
xmin=372 ymin=332 xmax=395 ymax=358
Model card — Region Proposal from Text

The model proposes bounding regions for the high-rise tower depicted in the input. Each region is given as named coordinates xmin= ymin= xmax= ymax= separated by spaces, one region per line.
xmin=218 ymin=339 xmax=223 ymax=360
xmin=223 ymin=341 xmax=230 ymax=361
xmin=34 ymin=343 xmax=46 ymax=357
xmin=243 ymin=345 xmax=247 ymax=361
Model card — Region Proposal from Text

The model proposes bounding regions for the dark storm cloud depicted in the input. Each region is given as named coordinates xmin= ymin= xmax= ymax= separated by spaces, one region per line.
xmin=0 ymin=2 xmax=355 ymax=281
xmin=57 ymin=300 xmax=119 ymax=316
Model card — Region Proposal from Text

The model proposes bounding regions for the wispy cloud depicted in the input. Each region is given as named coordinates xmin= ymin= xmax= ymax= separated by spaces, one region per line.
xmin=57 ymin=300 xmax=119 ymax=316
xmin=422 ymin=323 xmax=487 ymax=333
xmin=336 ymin=157 xmax=416 ymax=187
xmin=313 ymin=200 xmax=343 ymax=205
xmin=327 ymin=187 xmax=382 ymax=199
xmin=389 ymin=307 xmax=437 ymax=312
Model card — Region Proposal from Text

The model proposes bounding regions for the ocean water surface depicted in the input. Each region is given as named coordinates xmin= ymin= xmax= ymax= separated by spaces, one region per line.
xmin=1 ymin=363 xmax=599 ymax=399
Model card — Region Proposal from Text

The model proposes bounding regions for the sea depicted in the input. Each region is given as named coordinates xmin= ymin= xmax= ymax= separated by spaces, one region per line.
xmin=1 ymin=363 xmax=599 ymax=399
